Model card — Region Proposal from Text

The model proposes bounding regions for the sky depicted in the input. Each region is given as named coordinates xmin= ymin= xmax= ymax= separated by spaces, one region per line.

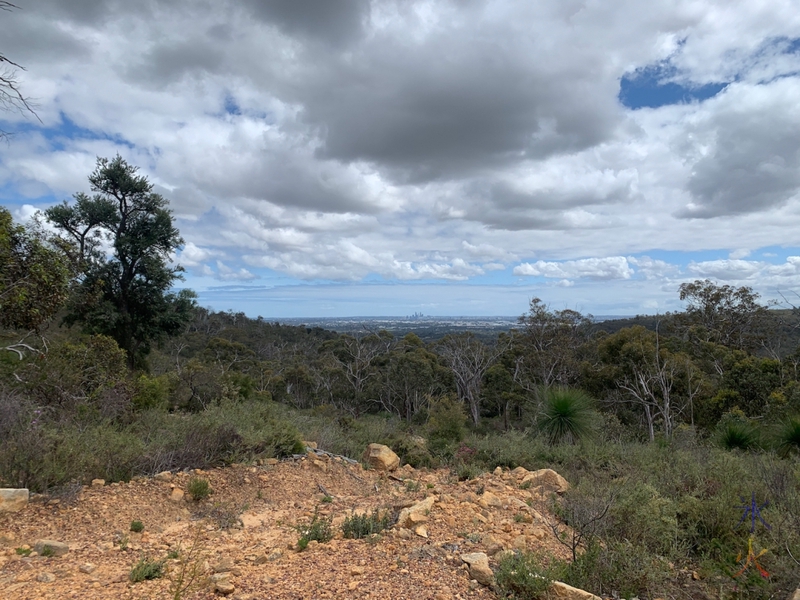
xmin=2 ymin=1 xmax=800 ymax=318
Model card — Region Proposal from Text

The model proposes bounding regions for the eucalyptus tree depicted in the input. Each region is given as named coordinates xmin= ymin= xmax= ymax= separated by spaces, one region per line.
xmin=46 ymin=156 xmax=196 ymax=368
xmin=435 ymin=332 xmax=508 ymax=425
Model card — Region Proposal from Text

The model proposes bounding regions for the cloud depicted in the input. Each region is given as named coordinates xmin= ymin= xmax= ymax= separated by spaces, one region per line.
xmin=3 ymin=1 xmax=800 ymax=316
xmin=216 ymin=261 xmax=258 ymax=281
xmin=514 ymin=257 xmax=634 ymax=280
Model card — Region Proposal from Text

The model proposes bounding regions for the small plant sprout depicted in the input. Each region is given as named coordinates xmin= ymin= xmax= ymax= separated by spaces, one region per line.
xmin=130 ymin=520 xmax=144 ymax=533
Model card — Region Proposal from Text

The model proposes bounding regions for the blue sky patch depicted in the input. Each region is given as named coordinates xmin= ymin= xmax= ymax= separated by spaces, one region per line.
xmin=619 ymin=63 xmax=727 ymax=109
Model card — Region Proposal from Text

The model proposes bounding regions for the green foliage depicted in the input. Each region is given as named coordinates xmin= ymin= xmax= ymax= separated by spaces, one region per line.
xmin=14 ymin=547 xmax=31 ymax=556
xmin=775 ymin=415 xmax=800 ymax=457
xmin=716 ymin=411 xmax=761 ymax=451
xmin=130 ymin=520 xmax=144 ymax=533
xmin=129 ymin=556 xmax=165 ymax=582
xmin=39 ymin=545 xmax=55 ymax=557
xmin=341 ymin=509 xmax=395 ymax=539
xmin=45 ymin=155 xmax=197 ymax=368
xmin=187 ymin=477 xmax=211 ymax=501
xmin=538 ymin=387 xmax=596 ymax=444
xmin=495 ymin=550 xmax=564 ymax=599
xmin=133 ymin=374 xmax=173 ymax=411
xmin=426 ymin=395 xmax=467 ymax=454
xmin=0 ymin=207 xmax=71 ymax=333
xmin=296 ymin=509 xmax=333 ymax=550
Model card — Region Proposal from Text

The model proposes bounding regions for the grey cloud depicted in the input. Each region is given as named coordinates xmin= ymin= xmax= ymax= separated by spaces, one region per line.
xmin=126 ymin=39 xmax=225 ymax=86
xmin=242 ymin=0 xmax=369 ymax=47
xmin=680 ymin=82 xmax=800 ymax=218
xmin=301 ymin=22 xmax=620 ymax=181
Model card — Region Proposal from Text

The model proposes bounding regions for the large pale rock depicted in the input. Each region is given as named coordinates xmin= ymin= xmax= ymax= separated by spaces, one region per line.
xmin=789 ymin=589 xmax=800 ymax=600
xmin=362 ymin=443 xmax=400 ymax=472
xmin=461 ymin=552 xmax=494 ymax=587
xmin=0 ymin=489 xmax=29 ymax=513
xmin=521 ymin=469 xmax=569 ymax=494
xmin=33 ymin=540 xmax=69 ymax=557
xmin=549 ymin=581 xmax=601 ymax=600
xmin=396 ymin=496 xmax=436 ymax=528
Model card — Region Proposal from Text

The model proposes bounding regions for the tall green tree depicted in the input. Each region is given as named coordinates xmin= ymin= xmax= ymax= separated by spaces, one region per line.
xmin=0 ymin=207 xmax=71 ymax=337
xmin=46 ymin=156 xmax=196 ymax=368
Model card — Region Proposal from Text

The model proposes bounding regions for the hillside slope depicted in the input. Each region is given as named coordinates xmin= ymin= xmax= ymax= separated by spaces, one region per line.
xmin=0 ymin=454 xmax=571 ymax=600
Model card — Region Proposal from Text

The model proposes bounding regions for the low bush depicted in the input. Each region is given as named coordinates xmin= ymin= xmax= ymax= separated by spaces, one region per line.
xmin=296 ymin=509 xmax=333 ymax=550
xmin=495 ymin=550 xmax=565 ymax=599
xmin=341 ymin=509 xmax=395 ymax=539
xmin=187 ymin=477 xmax=211 ymax=501
xmin=130 ymin=520 xmax=144 ymax=533
xmin=129 ymin=556 xmax=165 ymax=582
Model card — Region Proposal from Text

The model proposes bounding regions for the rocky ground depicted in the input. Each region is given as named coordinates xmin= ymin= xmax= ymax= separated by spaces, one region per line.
xmin=0 ymin=450 xmax=576 ymax=600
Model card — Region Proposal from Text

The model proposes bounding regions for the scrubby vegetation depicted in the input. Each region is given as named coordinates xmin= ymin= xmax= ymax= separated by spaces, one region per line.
xmin=1 ymin=158 xmax=799 ymax=598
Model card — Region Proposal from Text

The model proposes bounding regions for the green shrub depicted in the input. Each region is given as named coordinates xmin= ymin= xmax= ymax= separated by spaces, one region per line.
xmin=538 ymin=387 xmax=596 ymax=444
xmin=716 ymin=413 xmax=760 ymax=451
xmin=775 ymin=415 xmax=800 ymax=457
xmin=341 ymin=509 xmax=395 ymax=539
xmin=495 ymin=550 xmax=565 ymax=599
xmin=426 ymin=396 xmax=467 ymax=449
xmin=129 ymin=556 xmax=165 ymax=582
xmin=130 ymin=520 xmax=144 ymax=533
xmin=14 ymin=547 xmax=31 ymax=557
xmin=296 ymin=509 xmax=333 ymax=550
xmin=187 ymin=477 xmax=212 ymax=501
xmin=39 ymin=545 xmax=55 ymax=557
xmin=132 ymin=374 xmax=172 ymax=411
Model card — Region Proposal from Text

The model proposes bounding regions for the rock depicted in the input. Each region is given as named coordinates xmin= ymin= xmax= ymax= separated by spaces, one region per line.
xmin=478 ymin=491 xmax=503 ymax=509
xmin=154 ymin=471 xmax=173 ymax=482
xmin=265 ymin=458 xmax=279 ymax=466
xmin=0 ymin=489 xmax=29 ymax=513
xmin=303 ymin=441 xmax=318 ymax=450
xmin=169 ymin=488 xmax=185 ymax=502
xmin=215 ymin=579 xmax=236 ymax=595
xmin=33 ymin=540 xmax=69 ymax=557
xmin=521 ymin=469 xmax=569 ymax=494
xmin=213 ymin=557 xmax=236 ymax=573
xmin=414 ymin=525 xmax=428 ymax=538
xmin=79 ymin=563 xmax=96 ymax=574
xmin=789 ymin=589 xmax=800 ymax=600
xmin=362 ymin=444 xmax=400 ymax=472
xmin=493 ymin=467 xmax=503 ymax=476
xmin=482 ymin=534 xmax=503 ymax=556
xmin=461 ymin=552 xmax=494 ymax=587
xmin=311 ymin=459 xmax=327 ymax=472
xmin=91 ymin=478 xmax=105 ymax=487
xmin=37 ymin=572 xmax=56 ymax=583
xmin=350 ymin=566 xmax=365 ymax=575
xmin=511 ymin=466 xmax=528 ymax=478
xmin=396 ymin=496 xmax=436 ymax=528
xmin=549 ymin=581 xmax=601 ymax=600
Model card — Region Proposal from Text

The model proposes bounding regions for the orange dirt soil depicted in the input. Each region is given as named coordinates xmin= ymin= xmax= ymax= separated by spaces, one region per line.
xmin=0 ymin=454 xmax=571 ymax=600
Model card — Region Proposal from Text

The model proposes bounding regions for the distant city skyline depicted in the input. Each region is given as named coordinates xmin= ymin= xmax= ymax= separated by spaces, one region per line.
xmin=3 ymin=1 xmax=800 ymax=318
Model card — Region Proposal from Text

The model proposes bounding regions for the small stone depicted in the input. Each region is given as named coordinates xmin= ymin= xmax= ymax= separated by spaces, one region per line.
xmin=348 ymin=582 xmax=359 ymax=591
xmin=396 ymin=496 xmax=436 ymax=528
xmin=460 ymin=552 xmax=494 ymax=587
xmin=79 ymin=563 xmax=96 ymax=574
xmin=0 ymin=489 xmax=29 ymax=513
xmin=414 ymin=525 xmax=428 ymax=538
xmin=91 ymin=479 xmax=105 ymax=487
xmin=691 ymin=571 xmax=700 ymax=581
xmin=154 ymin=471 xmax=173 ymax=482
xmin=169 ymin=488 xmax=185 ymax=502
xmin=265 ymin=459 xmax=279 ymax=466
xmin=362 ymin=443 xmax=400 ymax=472
xmin=253 ymin=554 xmax=269 ymax=565
xmin=350 ymin=566 xmax=365 ymax=575
xmin=215 ymin=580 xmax=235 ymax=595
xmin=37 ymin=572 xmax=56 ymax=583
xmin=493 ymin=467 xmax=502 ymax=476
xmin=47 ymin=499 xmax=60 ymax=506
xmin=549 ymin=581 xmax=601 ymax=600
xmin=33 ymin=540 xmax=69 ymax=557
xmin=213 ymin=557 xmax=235 ymax=573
